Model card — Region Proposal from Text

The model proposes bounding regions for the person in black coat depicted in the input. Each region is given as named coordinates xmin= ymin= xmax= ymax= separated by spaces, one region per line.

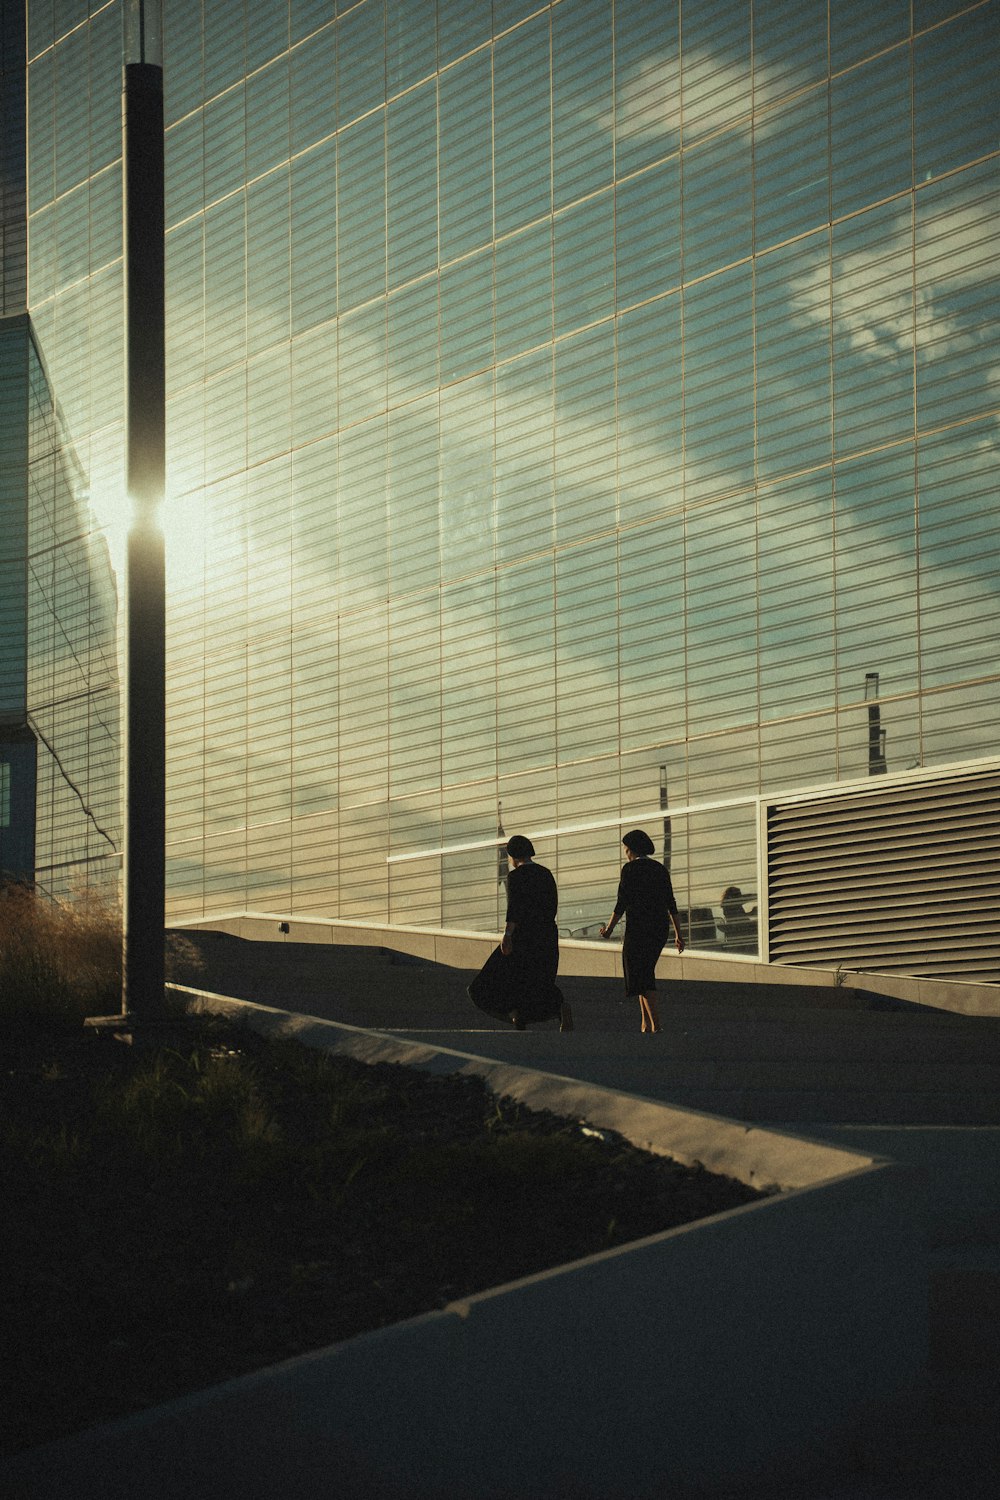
xmin=468 ymin=835 xmax=572 ymax=1031
xmin=600 ymin=829 xmax=684 ymax=1032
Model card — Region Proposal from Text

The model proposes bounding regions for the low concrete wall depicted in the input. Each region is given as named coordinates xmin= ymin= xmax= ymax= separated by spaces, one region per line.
xmin=178 ymin=995 xmax=875 ymax=1191
xmin=3 ymin=993 xmax=927 ymax=1500
xmin=172 ymin=908 xmax=1000 ymax=1015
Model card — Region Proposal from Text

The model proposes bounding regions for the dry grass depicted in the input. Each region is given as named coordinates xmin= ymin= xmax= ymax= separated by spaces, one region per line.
xmin=0 ymin=884 xmax=202 ymax=1024
xmin=0 ymin=884 xmax=121 ymax=1023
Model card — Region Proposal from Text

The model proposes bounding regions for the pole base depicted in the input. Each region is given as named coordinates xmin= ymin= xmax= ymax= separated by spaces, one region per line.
xmin=83 ymin=1011 xmax=206 ymax=1045
xmin=83 ymin=1014 xmax=137 ymax=1042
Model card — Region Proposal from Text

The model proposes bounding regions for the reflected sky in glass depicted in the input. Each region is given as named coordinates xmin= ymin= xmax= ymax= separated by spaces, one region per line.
xmin=22 ymin=0 xmax=1000 ymax=925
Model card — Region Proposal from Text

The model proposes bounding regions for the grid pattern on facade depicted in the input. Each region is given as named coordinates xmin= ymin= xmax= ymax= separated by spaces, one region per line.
xmin=23 ymin=0 xmax=1000 ymax=945
xmin=26 ymin=331 xmax=121 ymax=900
xmin=0 ymin=317 xmax=29 ymax=721
xmin=1 ymin=0 xmax=28 ymax=313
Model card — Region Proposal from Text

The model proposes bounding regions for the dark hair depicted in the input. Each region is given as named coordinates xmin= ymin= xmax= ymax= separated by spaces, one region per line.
xmin=505 ymin=834 xmax=535 ymax=860
xmin=622 ymin=828 xmax=655 ymax=857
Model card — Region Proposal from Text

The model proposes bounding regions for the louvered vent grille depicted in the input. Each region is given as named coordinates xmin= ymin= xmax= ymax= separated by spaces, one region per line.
xmin=766 ymin=769 xmax=1000 ymax=983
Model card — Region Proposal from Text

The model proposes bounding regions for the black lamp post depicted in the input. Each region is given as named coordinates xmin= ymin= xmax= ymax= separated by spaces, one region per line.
xmin=121 ymin=0 xmax=165 ymax=1016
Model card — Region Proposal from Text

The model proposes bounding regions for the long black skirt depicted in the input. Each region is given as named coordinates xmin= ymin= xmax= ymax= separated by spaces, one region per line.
xmin=622 ymin=924 xmax=669 ymax=997
xmin=468 ymin=932 xmax=563 ymax=1026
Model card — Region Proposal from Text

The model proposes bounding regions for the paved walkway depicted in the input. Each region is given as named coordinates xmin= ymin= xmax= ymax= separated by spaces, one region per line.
xmin=170 ymin=931 xmax=1000 ymax=1497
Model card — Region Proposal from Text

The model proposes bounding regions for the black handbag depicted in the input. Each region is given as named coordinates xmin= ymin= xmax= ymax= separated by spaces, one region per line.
xmin=467 ymin=945 xmax=508 ymax=1018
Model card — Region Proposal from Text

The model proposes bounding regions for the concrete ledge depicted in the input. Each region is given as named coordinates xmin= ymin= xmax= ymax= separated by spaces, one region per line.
xmin=179 ymin=990 xmax=882 ymax=1191
xmin=172 ymin=910 xmax=1000 ymax=1015
xmin=3 ymin=991 xmax=927 ymax=1499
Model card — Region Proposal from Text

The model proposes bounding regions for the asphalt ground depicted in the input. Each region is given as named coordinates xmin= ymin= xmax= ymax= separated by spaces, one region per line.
xmin=168 ymin=929 xmax=1000 ymax=1124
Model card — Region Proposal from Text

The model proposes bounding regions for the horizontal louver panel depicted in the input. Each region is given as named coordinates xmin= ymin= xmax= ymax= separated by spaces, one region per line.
xmin=766 ymin=769 xmax=1000 ymax=983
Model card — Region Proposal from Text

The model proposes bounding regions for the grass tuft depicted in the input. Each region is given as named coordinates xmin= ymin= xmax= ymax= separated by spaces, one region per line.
xmin=0 ymin=884 xmax=121 ymax=1023
xmin=0 ymin=884 xmax=204 ymax=1026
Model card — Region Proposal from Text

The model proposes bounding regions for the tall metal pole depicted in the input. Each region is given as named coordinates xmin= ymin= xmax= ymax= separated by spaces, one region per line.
xmin=121 ymin=2 xmax=165 ymax=1015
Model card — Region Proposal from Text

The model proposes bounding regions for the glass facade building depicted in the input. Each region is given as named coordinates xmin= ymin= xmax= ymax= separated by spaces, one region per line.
xmin=0 ymin=313 xmax=121 ymax=899
xmin=18 ymin=1 xmax=1000 ymax=970
xmin=2 ymin=2 xmax=120 ymax=900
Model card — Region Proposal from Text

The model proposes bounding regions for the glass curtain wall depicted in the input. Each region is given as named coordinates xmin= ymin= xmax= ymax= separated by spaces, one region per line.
xmin=4 ymin=2 xmax=121 ymax=902
xmin=25 ymin=0 xmax=1000 ymax=941
xmin=0 ymin=316 xmax=36 ymax=884
xmin=0 ymin=314 xmax=121 ymax=901
xmin=26 ymin=329 xmax=121 ymax=902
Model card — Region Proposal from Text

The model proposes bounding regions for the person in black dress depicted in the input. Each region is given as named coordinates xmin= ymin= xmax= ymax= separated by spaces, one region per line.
xmin=468 ymin=835 xmax=572 ymax=1031
xmin=600 ymin=829 xmax=684 ymax=1032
